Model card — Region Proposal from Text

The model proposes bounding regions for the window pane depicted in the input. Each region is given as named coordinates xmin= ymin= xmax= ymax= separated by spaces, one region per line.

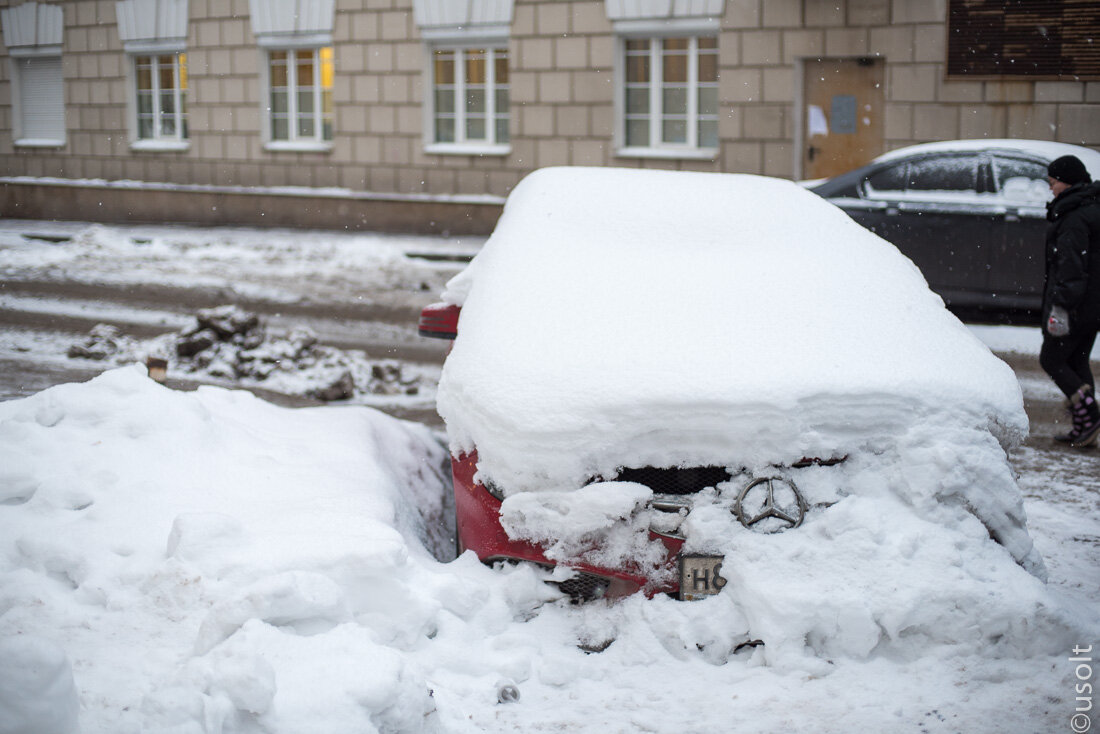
xmin=626 ymin=87 xmax=649 ymax=113
xmin=698 ymin=51 xmax=718 ymax=82
xmin=138 ymin=118 xmax=154 ymax=138
xmin=907 ymin=156 xmax=980 ymax=191
xmin=136 ymin=64 xmax=153 ymax=90
xmin=435 ymin=89 xmax=455 ymax=114
xmin=626 ymin=118 xmax=649 ymax=146
xmin=625 ymin=39 xmax=648 ymax=52
xmin=323 ymin=119 xmax=333 ymax=141
xmin=465 ymin=51 xmax=486 ymax=84
xmin=160 ymin=91 xmax=175 ymax=114
xmin=137 ymin=91 xmax=153 ymax=114
xmin=298 ymin=60 xmax=314 ymax=87
xmin=698 ymin=36 xmax=717 ymax=50
xmin=159 ymin=60 xmax=174 ymax=90
xmin=320 ymin=46 xmax=334 ymax=89
xmin=466 ymin=89 xmax=485 ymax=114
xmin=626 ymin=52 xmax=649 ymax=83
xmin=298 ymin=89 xmax=314 ymax=113
xmin=434 ymin=50 xmax=454 ymax=84
xmin=270 ymin=56 xmax=288 ymax=87
xmin=298 ymin=116 xmax=314 ymax=138
xmin=178 ymin=53 xmax=188 ymax=90
xmin=663 ymin=48 xmax=688 ymax=83
xmin=698 ymin=87 xmax=717 ymax=116
xmin=698 ymin=119 xmax=718 ymax=148
xmin=272 ymin=118 xmax=288 ymax=140
xmin=494 ymin=52 xmax=509 ymax=84
xmin=435 ymin=117 xmax=455 ymax=143
xmin=662 ymin=119 xmax=687 ymax=144
xmin=663 ymin=37 xmax=689 ymax=52
xmin=663 ymin=87 xmax=687 ymax=114
xmin=271 ymin=90 xmax=288 ymax=114
xmin=866 ymin=164 xmax=908 ymax=193
xmin=160 ymin=116 xmax=176 ymax=136
xmin=322 ymin=89 xmax=332 ymax=116
xmin=466 ymin=117 xmax=486 ymax=140
xmin=495 ymin=117 xmax=509 ymax=143
xmin=494 ymin=88 xmax=509 ymax=113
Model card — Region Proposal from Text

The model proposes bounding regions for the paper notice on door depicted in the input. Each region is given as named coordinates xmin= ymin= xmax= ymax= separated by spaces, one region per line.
xmin=807 ymin=105 xmax=828 ymax=137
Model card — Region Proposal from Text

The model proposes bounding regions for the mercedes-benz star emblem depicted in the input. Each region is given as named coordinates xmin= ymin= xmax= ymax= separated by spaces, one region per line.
xmin=734 ymin=477 xmax=806 ymax=532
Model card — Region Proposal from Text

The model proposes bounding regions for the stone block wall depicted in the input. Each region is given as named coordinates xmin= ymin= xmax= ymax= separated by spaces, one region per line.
xmin=0 ymin=0 xmax=1096 ymax=231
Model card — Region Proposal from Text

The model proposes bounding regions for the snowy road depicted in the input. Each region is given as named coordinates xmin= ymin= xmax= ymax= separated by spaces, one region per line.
xmin=0 ymin=220 xmax=478 ymax=420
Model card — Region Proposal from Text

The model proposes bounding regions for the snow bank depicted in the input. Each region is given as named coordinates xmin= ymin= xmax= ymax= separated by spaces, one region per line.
xmin=0 ymin=366 xmax=531 ymax=733
xmin=0 ymin=367 xmax=1094 ymax=733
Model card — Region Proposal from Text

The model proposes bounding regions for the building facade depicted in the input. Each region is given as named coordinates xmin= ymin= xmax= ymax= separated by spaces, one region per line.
xmin=0 ymin=0 xmax=1098 ymax=234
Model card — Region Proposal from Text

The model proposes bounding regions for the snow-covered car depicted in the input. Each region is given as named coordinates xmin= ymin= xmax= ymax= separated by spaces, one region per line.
xmin=420 ymin=166 xmax=1044 ymax=602
xmin=809 ymin=139 xmax=1100 ymax=315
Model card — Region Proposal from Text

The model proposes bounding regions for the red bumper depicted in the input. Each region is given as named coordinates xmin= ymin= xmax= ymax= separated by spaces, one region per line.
xmin=451 ymin=452 xmax=684 ymax=598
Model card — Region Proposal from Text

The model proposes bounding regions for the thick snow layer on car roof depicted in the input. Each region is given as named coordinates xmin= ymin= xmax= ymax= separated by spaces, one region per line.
xmin=439 ymin=167 xmax=1024 ymax=482
xmin=438 ymin=168 xmax=1043 ymax=574
xmin=873 ymin=138 xmax=1100 ymax=174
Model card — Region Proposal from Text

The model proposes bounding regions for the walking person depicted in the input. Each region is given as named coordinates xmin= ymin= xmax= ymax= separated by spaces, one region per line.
xmin=1039 ymin=154 xmax=1100 ymax=448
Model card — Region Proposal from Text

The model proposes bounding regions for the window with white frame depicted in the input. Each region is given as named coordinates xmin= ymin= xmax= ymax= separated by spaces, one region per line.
xmin=2 ymin=2 xmax=65 ymax=147
xmin=431 ymin=46 xmax=509 ymax=147
xmin=266 ymin=46 xmax=334 ymax=145
xmin=134 ymin=53 xmax=188 ymax=143
xmin=621 ymin=35 xmax=718 ymax=154
xmin=248 ymin=0 xmax=336 ymax=151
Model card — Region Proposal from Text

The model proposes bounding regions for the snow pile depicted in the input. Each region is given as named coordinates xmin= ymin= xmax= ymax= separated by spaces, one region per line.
xmin=67 ymin=306 xmax=432 ymax=403
xmin=0 ymin=366 xmax=498 ymax=732
xmin=0 ymin=368 xmax=1095 ymax=733
xmin=500 ymin=482 xmax=673 ymax=585
xmin=0 ymin=635 xmax=79 ymax=734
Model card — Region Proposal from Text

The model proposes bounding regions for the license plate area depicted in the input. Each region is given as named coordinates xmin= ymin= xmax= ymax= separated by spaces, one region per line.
xmin=679 ymin=554 xmax=727 ymax=601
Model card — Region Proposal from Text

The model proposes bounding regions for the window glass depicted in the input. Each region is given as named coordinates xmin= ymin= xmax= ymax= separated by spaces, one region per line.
xmin=432 ymin=47 xmax=508 ymax=146
xmin=994 ymin=157 xmax=1050 ymax=203
xmin=133 ymin=53 xmax=187 ymax=143
xmin=865 ymin=164 xmax=908 ymax=194
xmin=267 ymin=47 xmax=332 ymax=144
xmin=906 ymin=156 xmax=980 ymax=192
xmin=622 ymin=36 xmax=718 ymax=152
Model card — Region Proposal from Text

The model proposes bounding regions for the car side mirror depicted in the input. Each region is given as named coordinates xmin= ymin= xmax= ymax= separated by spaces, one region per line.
xmin=419 ymin=302 xmax=461 ymax=339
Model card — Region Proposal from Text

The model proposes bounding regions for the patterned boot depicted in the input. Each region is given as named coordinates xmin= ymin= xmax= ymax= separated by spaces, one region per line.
xmin=1053 ymin=396 xmax=1079 ymax=444
xmin=1068 ymin=385 xmax=1100 ymax=449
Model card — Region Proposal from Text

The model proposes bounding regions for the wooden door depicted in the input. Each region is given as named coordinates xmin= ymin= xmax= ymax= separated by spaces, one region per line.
xmin=802 ymin=58 xmax=884 ymax=180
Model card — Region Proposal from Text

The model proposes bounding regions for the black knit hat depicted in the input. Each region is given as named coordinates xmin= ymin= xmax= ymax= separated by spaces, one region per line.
xmin=1047 ymin=155 xmax=1092 ymax=186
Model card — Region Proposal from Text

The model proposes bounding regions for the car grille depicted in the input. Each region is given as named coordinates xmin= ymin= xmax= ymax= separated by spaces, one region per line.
xmin=554 ymin=572 xmax=610 ymax=602
xmin=611 ymin=466 xmax=732 ymax=496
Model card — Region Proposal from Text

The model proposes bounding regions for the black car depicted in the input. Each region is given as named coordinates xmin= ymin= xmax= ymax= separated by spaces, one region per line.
xmin=810 ymin=140 xmax=1100 ymax=317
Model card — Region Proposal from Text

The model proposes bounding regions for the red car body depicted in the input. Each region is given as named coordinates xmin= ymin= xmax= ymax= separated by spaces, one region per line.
xmin=421 ymin=303 xmax=688 ymax=600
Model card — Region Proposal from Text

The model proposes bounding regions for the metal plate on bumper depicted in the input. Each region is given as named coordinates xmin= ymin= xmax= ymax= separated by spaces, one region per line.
xmin=679 ymin=555 xmax=727 ymax=601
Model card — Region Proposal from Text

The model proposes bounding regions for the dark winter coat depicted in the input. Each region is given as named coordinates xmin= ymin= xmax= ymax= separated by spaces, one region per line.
xmin=1044 ymin=181 xmax=1100 ymax=326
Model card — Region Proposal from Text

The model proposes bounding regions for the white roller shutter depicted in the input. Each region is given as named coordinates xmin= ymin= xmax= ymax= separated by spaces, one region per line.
xmin=16 ymin=56 xmax=65 ymax=144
